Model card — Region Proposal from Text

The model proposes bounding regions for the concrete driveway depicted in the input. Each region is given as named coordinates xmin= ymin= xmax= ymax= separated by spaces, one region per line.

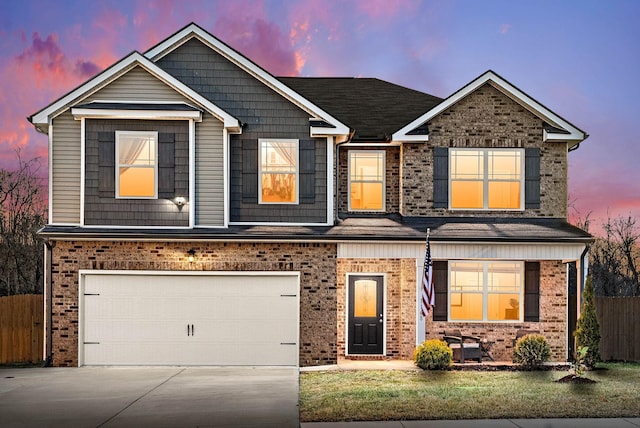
xmin=0 ymin=366 xmax=299 ymax=428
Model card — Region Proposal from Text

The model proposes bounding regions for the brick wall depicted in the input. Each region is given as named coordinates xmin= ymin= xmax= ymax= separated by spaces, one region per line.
xmin=426 ymin=260 xmax=568 ymax=361
xmin=401 ymin=83 xmax=568 ymax=218
xmin=336 ymin=258 xmax=417 ymax=359
xmin=49 ymin=240 xmax=337 ymax=367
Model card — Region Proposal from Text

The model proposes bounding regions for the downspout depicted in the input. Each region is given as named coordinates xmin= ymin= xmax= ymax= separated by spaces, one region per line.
xmin=334 ymin=129 xmax=355 ymax=224
xmin=43 ymin=240 xmax=55 ymax=367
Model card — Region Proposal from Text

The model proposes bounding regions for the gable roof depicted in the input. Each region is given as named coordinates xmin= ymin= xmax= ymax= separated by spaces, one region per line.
xmin=278 ymin=77 xmax=443 ymax=142
xmin=144 ymin=23 xmax=350 ymax=137
xmin=29 ymin=51 xmax=241 ymax=133
xmin=393 ymin=70 xmax=588 ymax=147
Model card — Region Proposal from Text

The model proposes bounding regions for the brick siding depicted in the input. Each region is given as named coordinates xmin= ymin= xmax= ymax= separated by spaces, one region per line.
xmin=49 ymin=241 xmax=337 ymax=367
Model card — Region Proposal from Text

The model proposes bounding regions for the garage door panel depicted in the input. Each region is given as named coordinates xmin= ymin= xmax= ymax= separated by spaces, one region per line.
xmin=81 ymin=273 xmax=299 ymax=366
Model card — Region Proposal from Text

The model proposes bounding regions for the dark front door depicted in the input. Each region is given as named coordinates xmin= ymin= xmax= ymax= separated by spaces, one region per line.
xmin=348 ymin=275 xmax=384 ymax=355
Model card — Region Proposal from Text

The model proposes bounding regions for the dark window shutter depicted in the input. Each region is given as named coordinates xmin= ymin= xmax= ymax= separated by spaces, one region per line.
xmin=242 ymin=139 xmax=258 ymax=203
xmin=299 ymin=140 xmax=316 ymax=204
xmin=433 ymin=147 xmax=448 ymax=208
xmin=524 ymin=261 xmax=540 ymax=322
xmin=433 ymin=261 xmax=448 ymax=321
xmin=98 ymin=132 xmax=115 ymax=197
xmin=525 ymin=148 xmax=540 ymax=209
xmin=158 ymin=133 xmax=175 ymax=197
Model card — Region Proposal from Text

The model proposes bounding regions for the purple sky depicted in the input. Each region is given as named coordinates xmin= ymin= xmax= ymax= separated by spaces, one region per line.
xmin=1 ymin=0 xmax=638 ymax=236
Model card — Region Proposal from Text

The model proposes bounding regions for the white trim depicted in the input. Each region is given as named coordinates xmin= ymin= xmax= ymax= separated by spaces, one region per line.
xmin=30 ymin=52 xmax=240 ymax=132
xmin=448 ymin=148 xmax=525 ymax=211
xmin=47 ymin=124 xmax=53 ymax=223
xmin=228 ymin=221 xmax=332 ymax=227
xmin=393 ymin=70 xmax=587 ymax=144
xmin=416 ymin=260 xmax=426 ymax=345
xmin=144 ymin=24 xmax=349 ymax=136
xmin=345 ymin=273 xmax=386 ymax=357
xmin=71 ymin=107 xmax=202 ymax=121
xmin=337 ymin=241 xmax=587 ymax=261
xmin=258 ymin=139 xmax=300 ymax=205
xmin=347 ymin=150 xmax=386 ymax=212
xmin=79 ymin=118 xmax=86 ymax=225
xmin=78 ymin=270 xmax=300 ymax=367
xmin=326 ymin=136 xmax=334 ymax=224
xmin=223 ymin=128 xmax=230 ymax=227
xmin=188 ymin=119 xmax=195 ymax=228
xmin=115 ymin=130 xmax=159 ymax=199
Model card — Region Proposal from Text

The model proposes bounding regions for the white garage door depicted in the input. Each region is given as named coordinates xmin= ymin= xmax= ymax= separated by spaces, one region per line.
xmin=80 ymin=272 xmax=299 ymax=366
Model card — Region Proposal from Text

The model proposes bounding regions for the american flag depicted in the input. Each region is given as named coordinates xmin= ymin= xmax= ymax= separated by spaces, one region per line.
xmin=421 ymin=232 xmax=435 ymax=317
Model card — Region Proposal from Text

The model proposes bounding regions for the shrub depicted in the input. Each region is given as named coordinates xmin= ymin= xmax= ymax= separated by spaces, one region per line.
xmin=574 ymin=276 xmax=600 ymax=368
xmin=413 ymin=339 xmax=452 ymax=370
xmin=513 ymin=334 xmax=551 ymax=369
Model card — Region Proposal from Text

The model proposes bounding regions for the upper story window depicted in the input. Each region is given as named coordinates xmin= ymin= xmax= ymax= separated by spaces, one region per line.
xmin=450 ymin=148 xmax=523 ymax=210
xmin=259 ymin=139 xmax=298 ymax=204
xmin=449 ymin=261 xmax=522 ymax=322
xmin=349 ymin=150 xmax=385 ymax=211
xmin=116 ymin=131 xmax=158 ymax=198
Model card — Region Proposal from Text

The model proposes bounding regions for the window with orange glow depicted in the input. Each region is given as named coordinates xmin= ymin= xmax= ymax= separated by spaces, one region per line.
xmin=449 ymin=261 xmax=522 ymax=322
xmin=450 ymin=149 xmax=523 ymax=210
xmin=116 ymin=131 xmax=157 ymax=198
xmin=259 ymin=140 xmax=298 ymax=204
xmin=349 ymin=151 xmax=385 ymax=211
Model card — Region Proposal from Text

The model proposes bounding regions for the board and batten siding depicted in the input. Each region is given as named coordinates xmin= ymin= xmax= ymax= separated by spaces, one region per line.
xmin=85 ymin=66 xmax=189 ymax=103
xmin=51 ymin=111 xmax=81 ymax=224
xmin=195 ymin=114 xmax=225 ymax=226
xmin=337 ymin=242 xmax=586 ymax=261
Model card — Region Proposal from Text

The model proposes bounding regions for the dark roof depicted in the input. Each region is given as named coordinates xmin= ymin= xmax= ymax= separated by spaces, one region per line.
xmin=39 ymin=218 xmax=591 ymax=243
xmin=277 ymin=77 xmax=443 ymax=142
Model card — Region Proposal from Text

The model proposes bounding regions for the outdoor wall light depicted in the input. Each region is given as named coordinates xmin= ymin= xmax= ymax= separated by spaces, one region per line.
xmin=174 ymin=196 xmax=187 ymax=209
xmin=187 ymin=249 xmax=196 ymax=263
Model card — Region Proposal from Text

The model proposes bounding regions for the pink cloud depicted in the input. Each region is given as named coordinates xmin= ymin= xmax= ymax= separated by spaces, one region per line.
xmin=356 ymin=0 xmax=420 ymax=20
xmin=500 ymin=24 xmax=512 ymax=34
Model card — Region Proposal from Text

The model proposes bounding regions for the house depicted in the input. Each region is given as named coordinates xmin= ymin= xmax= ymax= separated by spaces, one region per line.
xmin=29 ymin=23 xmax=590 ymax=367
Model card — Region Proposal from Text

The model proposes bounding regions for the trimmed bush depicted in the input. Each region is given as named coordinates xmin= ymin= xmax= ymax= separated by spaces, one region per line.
xmin=513 ymin=334 xmax=551 ymax=369
xmin=413 ymin=339 xmax=453 ymax=370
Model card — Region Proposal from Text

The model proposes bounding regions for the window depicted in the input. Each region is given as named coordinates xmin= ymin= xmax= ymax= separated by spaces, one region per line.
xmin=259 ymin=139 xmax=298 ymax=204
xmin=450 ymin=149 xmax=523 ymax=210
xmin=449 ymin=261 xmax=522 ymax=322
xmin=349 ymin=151 xmax=385 ymax=211
xmin=116 ymin=131 xmax=157 ymax=198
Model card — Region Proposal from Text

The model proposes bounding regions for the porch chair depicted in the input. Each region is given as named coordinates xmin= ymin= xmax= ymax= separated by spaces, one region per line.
xmin=443 ymin=329 xmax=482 ymax=363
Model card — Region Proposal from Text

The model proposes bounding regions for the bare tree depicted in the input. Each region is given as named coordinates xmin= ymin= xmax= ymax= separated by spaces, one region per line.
xmin=589 ymin=214 xmax=640 ymax=296
xmin=0 ymin=154 xmax=47 ymax=296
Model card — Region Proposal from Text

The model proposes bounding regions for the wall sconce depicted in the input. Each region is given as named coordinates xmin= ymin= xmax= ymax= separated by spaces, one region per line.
xmin=187 ymin=249 xmax=196 ymax=263
xmin=174 ymin=196 xmax=187 ymax=210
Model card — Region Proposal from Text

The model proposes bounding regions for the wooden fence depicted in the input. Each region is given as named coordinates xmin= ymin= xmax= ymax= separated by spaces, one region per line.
xmin=0 ymin=294 xmax=44 ymax=364
xmin=595 ymin=296 xmax=640 ymax=362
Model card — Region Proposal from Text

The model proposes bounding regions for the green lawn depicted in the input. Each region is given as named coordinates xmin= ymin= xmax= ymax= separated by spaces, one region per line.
xmin=300 ymin=363 xmax=640 ymax=422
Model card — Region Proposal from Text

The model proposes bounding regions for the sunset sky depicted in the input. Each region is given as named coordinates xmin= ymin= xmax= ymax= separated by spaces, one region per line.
xmin=1 ymin=0 xmax=638 ymax=236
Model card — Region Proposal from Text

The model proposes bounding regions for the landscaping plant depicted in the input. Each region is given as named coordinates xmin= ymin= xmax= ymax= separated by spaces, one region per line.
xmin=413 ymin=338 xmax=452 ymax=370
xmin=512 ymin=334 xmax=551 ymax=369
xmin=574 ymin=275 xmax=601 ymax=368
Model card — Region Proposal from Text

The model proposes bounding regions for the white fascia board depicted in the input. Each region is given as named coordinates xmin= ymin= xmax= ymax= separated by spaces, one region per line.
xmin=30 ymin=52 xmax=240 ymax=132
xmin=393 ymin=70 xmax=587 ymax=143
xmin=71 ymin=107 xmax=203 ymax=121
xmin=145 ymin=24 xmax=349 ymax=136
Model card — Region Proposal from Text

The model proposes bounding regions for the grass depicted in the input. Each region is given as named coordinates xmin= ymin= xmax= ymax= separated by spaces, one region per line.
xmin=300 ymin=363 xmax=640 ymax=422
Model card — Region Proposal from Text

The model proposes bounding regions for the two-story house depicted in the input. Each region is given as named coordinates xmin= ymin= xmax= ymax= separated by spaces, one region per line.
xmin=30 ymin=23 xmax=590 ymax=367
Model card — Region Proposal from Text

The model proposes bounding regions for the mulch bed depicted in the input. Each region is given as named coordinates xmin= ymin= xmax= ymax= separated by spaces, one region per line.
xmin=556 ymin=374 xmax=597 ymax=384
